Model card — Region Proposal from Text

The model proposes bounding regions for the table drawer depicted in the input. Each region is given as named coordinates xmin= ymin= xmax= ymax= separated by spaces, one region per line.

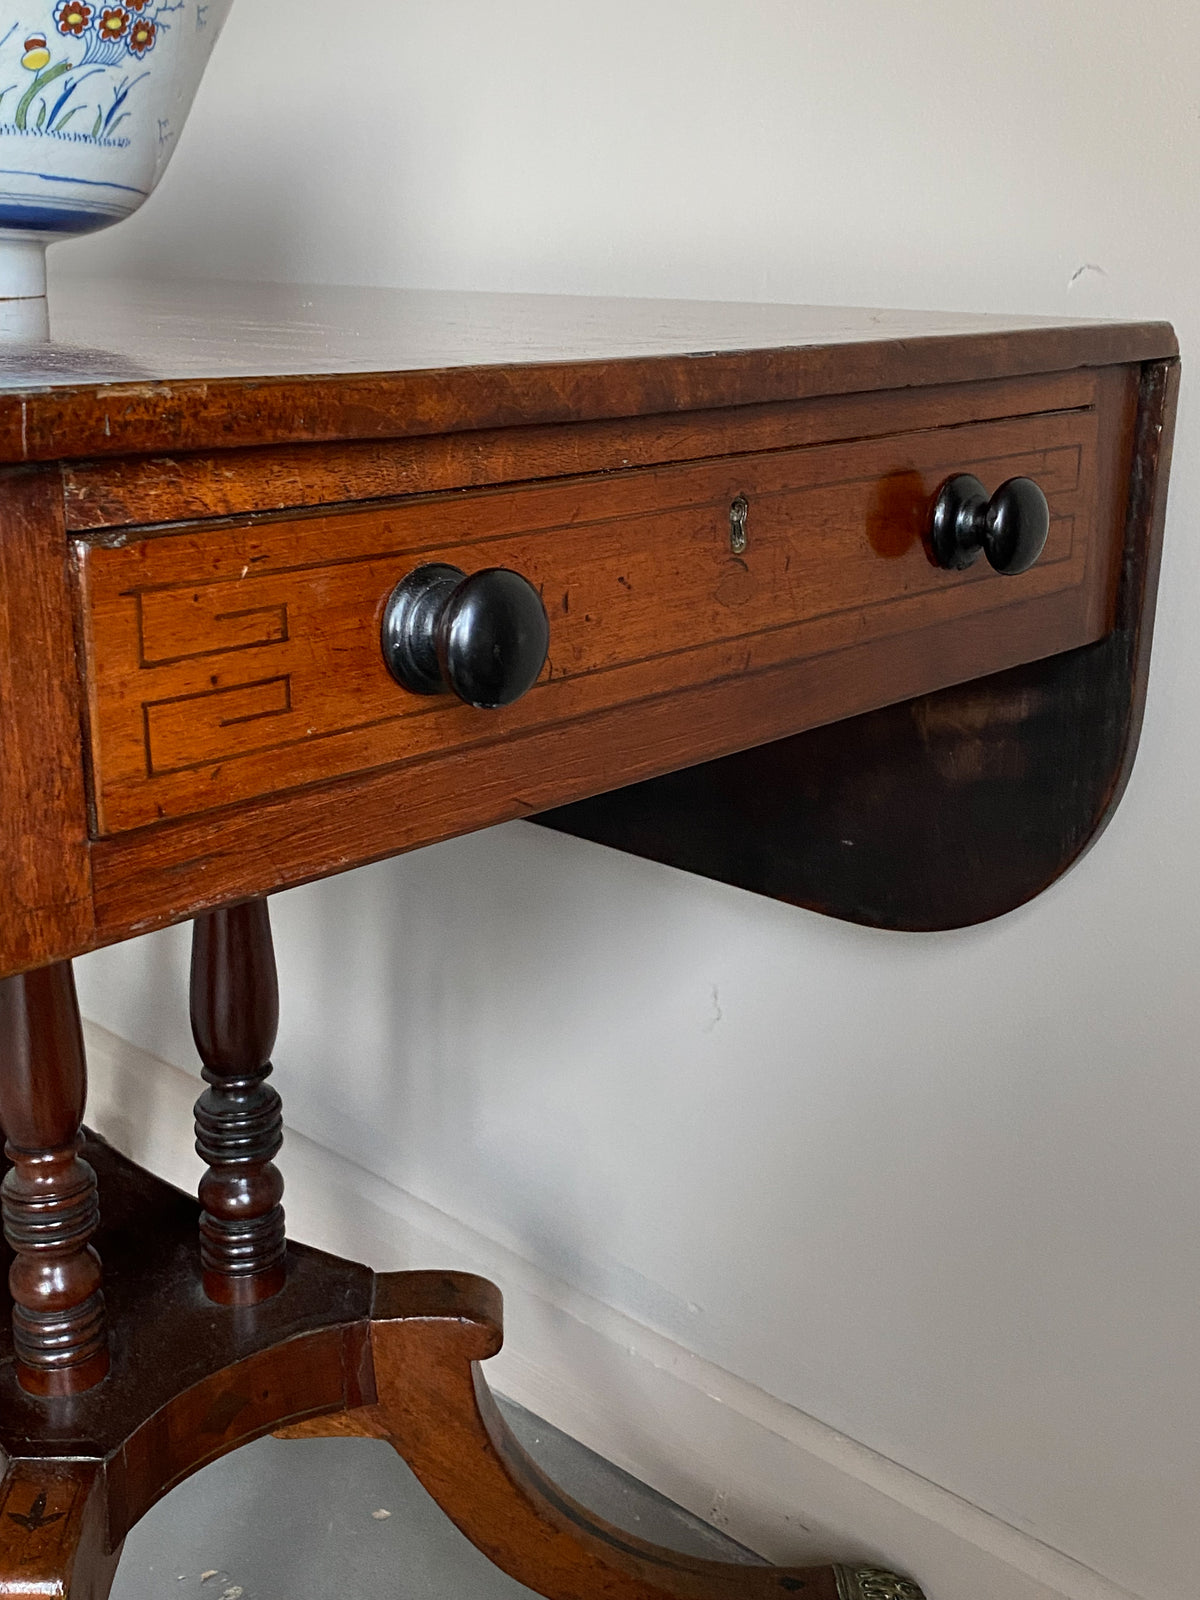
xmin=77 ymin=399 xmax=1109 ymax=835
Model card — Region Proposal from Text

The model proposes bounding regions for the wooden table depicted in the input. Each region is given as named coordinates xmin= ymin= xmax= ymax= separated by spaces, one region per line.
xmin=0 ymin=283 xmax=1179 ymax=1600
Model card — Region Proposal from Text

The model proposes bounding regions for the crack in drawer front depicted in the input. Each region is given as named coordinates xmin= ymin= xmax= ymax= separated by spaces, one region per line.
xmin=77 ymin=404 xmax=1106 ymax=835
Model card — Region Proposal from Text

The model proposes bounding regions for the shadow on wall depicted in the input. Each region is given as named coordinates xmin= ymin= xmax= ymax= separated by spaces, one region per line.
xmin=266 ymin=822 xmax=635 ymax=1295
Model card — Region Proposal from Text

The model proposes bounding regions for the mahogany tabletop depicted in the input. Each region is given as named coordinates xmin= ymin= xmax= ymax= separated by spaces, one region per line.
xmin=0 ymin=278 xmax=1178 ymax=464
xmin=0 ymin=280 xmax=1179 ymax=977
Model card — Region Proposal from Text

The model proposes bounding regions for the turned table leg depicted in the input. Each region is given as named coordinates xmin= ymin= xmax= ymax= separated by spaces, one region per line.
xmin=190 ymin=898 xmax=286 ymax=1305
xmin=0 ymin=962 xmax=108 ymax=1397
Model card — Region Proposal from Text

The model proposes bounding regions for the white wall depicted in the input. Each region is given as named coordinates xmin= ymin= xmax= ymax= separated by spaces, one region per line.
xmin=66 ymin=5 xmax=1200 ymax=1599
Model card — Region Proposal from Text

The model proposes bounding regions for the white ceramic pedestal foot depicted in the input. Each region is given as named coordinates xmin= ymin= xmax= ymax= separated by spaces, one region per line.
xmin=0 ymin=294 xmax=50 ymax=343
xmin=0 ymin=236 xmax=47 ymax=301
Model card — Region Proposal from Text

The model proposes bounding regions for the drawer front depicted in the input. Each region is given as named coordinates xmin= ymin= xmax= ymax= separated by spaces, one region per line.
xmin=78 ymin=402 xmax=1107 ymax=835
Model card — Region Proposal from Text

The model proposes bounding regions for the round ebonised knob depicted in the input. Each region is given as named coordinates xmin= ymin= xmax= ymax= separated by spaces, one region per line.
xmin=381 ymin=562 xmax=550 ymax=709
xmin=930 ymin=474 xmax=1050 ymax=575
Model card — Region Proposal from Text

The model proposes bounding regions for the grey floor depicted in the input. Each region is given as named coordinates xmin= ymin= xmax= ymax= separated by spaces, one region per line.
xmin=111 ymin=1397 xmax=760 ymax=1600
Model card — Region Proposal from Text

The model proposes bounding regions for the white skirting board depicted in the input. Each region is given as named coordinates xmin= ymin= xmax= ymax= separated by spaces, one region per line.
xmin=82 ymin=1021 xmax=1143 ymax=1600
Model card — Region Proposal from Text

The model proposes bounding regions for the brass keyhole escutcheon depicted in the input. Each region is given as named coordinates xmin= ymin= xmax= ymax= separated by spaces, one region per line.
xmin=729 ymin=494 xmax=749 ymax=554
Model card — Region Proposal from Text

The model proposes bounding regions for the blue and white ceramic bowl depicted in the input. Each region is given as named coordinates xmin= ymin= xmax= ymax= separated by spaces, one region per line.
xmin=0 ymin=0 xmax=231 ymax=297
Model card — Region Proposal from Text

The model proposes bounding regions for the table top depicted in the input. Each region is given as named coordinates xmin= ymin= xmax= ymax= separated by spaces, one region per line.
xmin=0 ymin=279 xmax=1177 ymax=464
xmin=0 ymin=280 xmax=1179 ymax=977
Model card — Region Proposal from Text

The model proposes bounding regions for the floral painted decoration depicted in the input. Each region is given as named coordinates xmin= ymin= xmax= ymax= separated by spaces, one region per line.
xmin=1 ymin=0 xmax=180 ymax=140
xmin=128 ymin=16 xmax=155 ymax=54
xmin=20 ymin=32 xmax=50 ymax=66
xmin=55 ymin=4 xmax=92 ymax=36
xmin=95 ymin=7 xmax=131 ymax=42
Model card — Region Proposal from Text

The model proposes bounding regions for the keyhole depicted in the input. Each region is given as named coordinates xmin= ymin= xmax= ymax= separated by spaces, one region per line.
xmin=729 ymin=495 xmax=749 ymax=554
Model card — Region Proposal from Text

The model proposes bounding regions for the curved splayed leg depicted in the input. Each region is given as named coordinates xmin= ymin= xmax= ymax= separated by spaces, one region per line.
xmin=282 ymin=1270 xmax=925 ymax=1600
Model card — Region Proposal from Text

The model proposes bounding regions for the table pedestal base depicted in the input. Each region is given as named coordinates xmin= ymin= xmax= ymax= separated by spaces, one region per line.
xmin=0 ymin=1135 xmax=922 ymax=1600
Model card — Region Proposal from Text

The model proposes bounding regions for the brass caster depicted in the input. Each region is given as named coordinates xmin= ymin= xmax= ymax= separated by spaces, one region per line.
xmin=834 ymin=1568 xmax=927 ymax=1600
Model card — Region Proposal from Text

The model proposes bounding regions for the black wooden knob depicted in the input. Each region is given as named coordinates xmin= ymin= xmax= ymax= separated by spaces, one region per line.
xmin=381 ymin=562 xmax=550 ymax=709
xmin=930 ymin=474 xmax=1050 ymax=574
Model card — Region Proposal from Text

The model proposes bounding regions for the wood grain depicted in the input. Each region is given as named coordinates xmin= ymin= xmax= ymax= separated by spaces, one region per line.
xmin=0 ymin=296 xmax=1178 ymax=973
xmin=0 ymin=1133 xmax=374 ymax=1545
xmin=189 ymin=900 xmax=286 ymax=1305
xmin=0 ymin=296 xmax=1175 ymax=1600
xmin=63 ymin=370 xmax=1096 ymax=532
xmin=356 ymin=1270 xmax=852 ymax=1600
xmin=281 ymin=1269 xmax=882 ymax=1600
xmin=0 ymin=470 xmax=93 ymax=975
xmin=87 ymin=576 xmax=1103 ymax=946
xmin=0 ymin=1139 xmax=902 ymax=1600
xmin=0 ymin=962 xmax=108 ymax=1396
xmin=0 ymin=1459 xmax=117 ymax=1600
xmin=78 ymin=402 xmax=1103 ymax=834
xmin=0 ymin=281 xmax=1176 ymax=465
xmin=538 ymin=361 xmax=1172 ymax=929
